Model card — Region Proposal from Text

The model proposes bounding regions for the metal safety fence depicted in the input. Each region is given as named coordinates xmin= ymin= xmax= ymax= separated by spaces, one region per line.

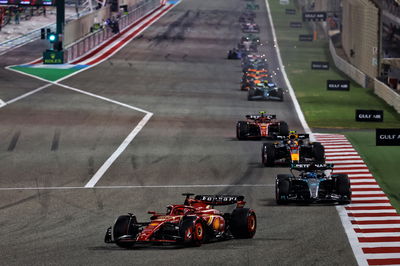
xmin=64 ymin=0 xmax=159 ymax=63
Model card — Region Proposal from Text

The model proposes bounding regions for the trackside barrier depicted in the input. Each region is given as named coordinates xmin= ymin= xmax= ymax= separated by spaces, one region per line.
xmin=329 ymin=39 xmax=368 ymax=88
xmin=374 ymin=79 xmax=400 ymax=113
xmin=64 ymin=0 xmax=159 ymax=63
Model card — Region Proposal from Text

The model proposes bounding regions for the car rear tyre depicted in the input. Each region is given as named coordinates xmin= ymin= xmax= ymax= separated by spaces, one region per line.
xmin=336 ymin=174 xmax=351 ymax=204
xmin=276 ymin=175 xmax=290 ymax=204
xmin=278 ymin=121 xmax=289 ymax=136
xmin=312 ymin=142 xmax=325 ymax=163
xmin=277 ymin=88 xmax=284 ymax=101
xmin=230 ymin=208 xmax=256 ymax=239
xmin=237 ymin=121 xmax=249 ymax=140
xmin=262 ymin=143 xmax=275 ymax=167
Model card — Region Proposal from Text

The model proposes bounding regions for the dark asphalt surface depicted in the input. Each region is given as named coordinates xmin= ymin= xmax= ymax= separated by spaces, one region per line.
xmin=0 ymin=0 xmax=358 ymax=265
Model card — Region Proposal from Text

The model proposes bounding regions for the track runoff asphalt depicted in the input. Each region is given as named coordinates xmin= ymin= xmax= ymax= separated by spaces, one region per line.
xmin=0 ymin=0 xmax=358 ymax=265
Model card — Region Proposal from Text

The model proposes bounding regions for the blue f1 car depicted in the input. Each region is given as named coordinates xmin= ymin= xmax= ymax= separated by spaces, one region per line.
xmin=275 ymin=163 xmax=351 ymax=204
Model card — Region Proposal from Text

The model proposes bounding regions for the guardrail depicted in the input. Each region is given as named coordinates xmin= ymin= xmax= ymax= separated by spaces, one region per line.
xmin=64 ymin=0 xmax=159 ymax=63
xmin=374 ymin=79 xmax=400 ymax=113
xmin=329 ymin=39 xmax=368 ymax=88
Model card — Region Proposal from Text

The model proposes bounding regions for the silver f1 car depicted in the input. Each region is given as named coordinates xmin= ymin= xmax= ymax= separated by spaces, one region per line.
xmin=276 ymin=163 xmax=352 ymax=204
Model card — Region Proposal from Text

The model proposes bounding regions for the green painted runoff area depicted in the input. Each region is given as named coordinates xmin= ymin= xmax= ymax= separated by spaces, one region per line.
xmin=269 ymin=1 xmax=400 ymax=209
xmin=11 ymin=66 xmax=79 ymax=82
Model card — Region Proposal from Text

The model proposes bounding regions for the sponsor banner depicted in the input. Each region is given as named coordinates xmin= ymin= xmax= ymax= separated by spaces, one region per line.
xmin=311 ymin=61 xmax=329 ymax=70
xmin=285 ymin=8 xmax=296 ymax=15
xmin=327 ymin=80 xmax=350 ymax=91
xmin=376 ymin=128 xmax=400 ymax=146
xmin=355 ymin=110 xmax=383 ymax=122
xmin=299 ymin=34 xmax=313 ymax=42
xmin=303 ymin=12 xmax=327 ymax=21
xmin=290 ymin=22 xmax=302 ymax=28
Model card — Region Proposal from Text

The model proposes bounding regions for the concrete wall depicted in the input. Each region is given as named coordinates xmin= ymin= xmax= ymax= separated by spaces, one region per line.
xmin=374 ymin=79 xmax=400 ymax=112
xmin=64 ymin=7 xmax=110 ymax=46
xmin=329 ymin=39 xmax=368 ymax=88
xmin=342 ymin=0 xmax=379 ymax=78
xmin=314 ymin=0 xmax=341 ymax=13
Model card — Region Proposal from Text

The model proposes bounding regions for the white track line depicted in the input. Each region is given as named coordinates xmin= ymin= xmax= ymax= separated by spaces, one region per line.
xmin=264 ymin=0 xmax=310 ymax=134
xmin=85 ymin=112 xmax=153 ymax=188
xmin=0 ymin=98 xmax=5 ymax=107
xmin=0 ymin=184 xmax=275 ymax=191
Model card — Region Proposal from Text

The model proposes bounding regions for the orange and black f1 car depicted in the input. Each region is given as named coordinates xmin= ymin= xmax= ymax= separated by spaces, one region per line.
xmin=104 ymin=194 xmax=256 ymax=248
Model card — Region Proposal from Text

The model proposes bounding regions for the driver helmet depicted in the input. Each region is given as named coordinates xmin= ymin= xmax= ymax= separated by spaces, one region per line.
xmin=306 ymin=172 xmax=318 ymax=179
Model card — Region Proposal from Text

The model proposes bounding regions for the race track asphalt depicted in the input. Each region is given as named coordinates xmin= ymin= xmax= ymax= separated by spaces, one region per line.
xmin=0 ymin=0 xmax=358 ymax=265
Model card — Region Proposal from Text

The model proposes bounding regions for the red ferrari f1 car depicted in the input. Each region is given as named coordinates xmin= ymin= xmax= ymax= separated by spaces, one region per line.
xmin=237 ymin=112 xmax=289 ymax=140
xmin=104 ymin=194 xmax=256 ymax=248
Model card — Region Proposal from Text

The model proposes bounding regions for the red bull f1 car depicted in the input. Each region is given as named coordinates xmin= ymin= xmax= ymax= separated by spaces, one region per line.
xmin=262 ymin=131 xmax=325 ymax=166
xmin=236 ymin=112 xmax=289 ymax=140
xmin=276 ymin=163 xmax=351 ymax=204
xmin=104 ymin=194 xmax=256 ymax=248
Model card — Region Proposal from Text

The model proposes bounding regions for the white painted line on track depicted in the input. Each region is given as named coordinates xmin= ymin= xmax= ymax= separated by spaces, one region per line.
xmin=349 ymin=174 xmax=374 ymax=178
xmin=349 ymin=210 xmax=398 ymax=213
xmin=264 ymin=0 xmax=310 ymax=134
xmin=84 ymin=112 xmax=153 ymax=188
xmin=356 ymin=224 xmax=400 ymax=229
xmin=351 ymin=217 xmax=400 ymax=221
xmin=57 ymin=83 xmax=151 ymax=113
xmin=357 ymin=233 xmax=400 ymax=237
xmin=0 ymin=184 xmax=275 ymax=191
xmin=0 ymin=98 xmax=5 ymax=107
xmin=364 ymin=254 xmax=400 ymax=259
xmin=327 ymin=160 xmax=365 ymax=164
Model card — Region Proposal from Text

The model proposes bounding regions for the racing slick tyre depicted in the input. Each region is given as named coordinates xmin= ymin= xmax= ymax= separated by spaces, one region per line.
xmin=277 ymin=88 xmax=284 ymax=101
xmin=276 ymin=175 xmax=291 ymax=204
xmin=113 ymin=215 xmax=138 ymax=249
xmin=312 ymin=142 xmax=325 ymax=163
xmin=237 ymin=121 xmax=249 ymax=140
xmin=278 ymin=121 xmax=289 ymax=136
xmin=247 ymin=90 xmax=255 ymax=101
xmin=335 ymin=174 xmax=351 ymax=204
xmin=230 ymin=208 xmax=256 ymax=239
xmin=262 ymin=143 xmax=275 ymax=167
xmin=180 ymin=219 xmax=204 ymax=247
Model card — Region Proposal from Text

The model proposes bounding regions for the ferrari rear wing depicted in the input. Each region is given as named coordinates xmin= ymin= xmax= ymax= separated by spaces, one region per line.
xmin=194 ymin=195 xmax=245 ymax=206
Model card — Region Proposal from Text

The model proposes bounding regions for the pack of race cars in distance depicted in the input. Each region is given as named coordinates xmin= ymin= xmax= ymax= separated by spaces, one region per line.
xmin=275 ymin=163 xmax=352 ymax=204
xmin=236 ymin=112 xmax=289 ymax=140
xmin=104 ymin=194 xmax=256 ymax=248
xmin=262 ymin=131 xmax=325 ymax=166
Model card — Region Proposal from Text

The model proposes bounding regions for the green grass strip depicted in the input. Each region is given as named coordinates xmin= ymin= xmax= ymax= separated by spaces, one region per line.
xmin=11 ymin=66 xmax=78 ymax=82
